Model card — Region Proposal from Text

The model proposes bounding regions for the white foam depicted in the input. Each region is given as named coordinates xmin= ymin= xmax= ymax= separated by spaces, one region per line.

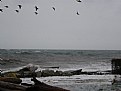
xmin=21 ymin=75 xmax=114 ymax=85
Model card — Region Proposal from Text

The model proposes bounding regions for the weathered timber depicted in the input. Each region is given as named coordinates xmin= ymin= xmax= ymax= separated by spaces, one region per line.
xmin=25 ymin=77 xmax=70 ymax=91
xmin=0 ymin=81 xmax=27 ymax=91
xmin=0 ymin=87 xmax=22 ymax=91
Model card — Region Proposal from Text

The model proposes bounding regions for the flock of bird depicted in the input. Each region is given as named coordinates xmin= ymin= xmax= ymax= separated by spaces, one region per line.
xmin=0 ymin=0 xmax=82 ymax=15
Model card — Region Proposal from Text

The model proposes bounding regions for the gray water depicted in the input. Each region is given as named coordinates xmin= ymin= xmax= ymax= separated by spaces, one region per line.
xmin=1 ymin=49 xmax=121 ymax=91
xmin=0 ymin=49 xmax=121 ymax=70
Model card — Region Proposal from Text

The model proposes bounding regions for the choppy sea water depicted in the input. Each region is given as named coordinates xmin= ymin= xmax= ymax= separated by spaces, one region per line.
xmin=1 ymin=49 xmax=121 ymax=70
xmin=21 ymin=75 xmax=121 ymax=91
xmin=1 ymin=49 xmax=121 ymax=91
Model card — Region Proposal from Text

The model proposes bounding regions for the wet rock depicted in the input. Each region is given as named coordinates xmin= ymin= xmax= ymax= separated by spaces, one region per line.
xmin=62 ymin=71 xmax=73 ymax=76
xmin=3 ymin=72 xmax=17 ymax=78
xmin=1 ymin=72 xmax=22 ymax=84
xmin=18 ymin=67 xmax=30 ymax=72
xmin=37 ymin=69 xmax=82 ymax=77
xmin=41 ymin=70 xmax=55 ymax=77
xmin=55 ymin=70 xmax=63 ymax=76
xmin=36 ymin=70 xmax=63 ymax=77
xmin=2 ymin=66 xmax=83 ymax=78
xmin=18 ymin=64 xmax=38 ymax=73
xmin=16 ymin=64 xmax=38 ymax=78
xmin=17 ymin=71 xmax=36 ymax=78
xmin=71 ymin=69 xmax=82 ymax=75
xmin=37 ymin=70 xmax=70 ymax=77
xmin=2 ymin=65 xmax=38 ymax=78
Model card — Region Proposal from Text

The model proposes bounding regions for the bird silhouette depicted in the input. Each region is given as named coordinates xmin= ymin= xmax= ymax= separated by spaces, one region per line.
xmin=4 ymin=6 xmax=9 ymax=8
xmin=0 ymin=9 xmax=3 ymax=12
xmin=76 ymin=11 xmax=80 ymax=15
xmin=15 ymin=10 xmax=19 ymax=13
xmin=35 ymin=6 xmax=38 ymax=11
xmin=18 ymin=5 xmax=22 ymax=9
xmin=76 ymin=0 xmax=82 ymax=2
xmin=0 ymin=0 xmax=2 ymax=2
xmin=52 ymin=7 xmax=55 ymax=11
xmin=35 ymin=12 xmax=38 ymax=15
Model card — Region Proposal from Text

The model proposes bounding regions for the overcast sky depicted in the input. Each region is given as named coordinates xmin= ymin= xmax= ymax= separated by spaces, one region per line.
xmin=0 ymin=0 xmax=121 ymax=50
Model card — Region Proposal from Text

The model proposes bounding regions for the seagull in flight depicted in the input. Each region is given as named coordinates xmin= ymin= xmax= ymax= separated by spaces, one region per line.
xmin=35 ymin=12 xmax=38 ymax=15
xmin=0 ymin=9 xmax=3 ymax=12
xmin=18 ymin=5 xmax=22 ymax=9
xmin=35 ymin=6 xmax=39 ymax=11
xmin=15 ymin=10 xmax=19 ymax=13
xmin=76 ymin=11 xmax=80 ymax=15
xmin=76 ymin=0 xmax=82 ymax=2
xmin=52 ymin=7 xmax=55 ymax=11
xmin=4 ymin=6 xmax=9 ymax=8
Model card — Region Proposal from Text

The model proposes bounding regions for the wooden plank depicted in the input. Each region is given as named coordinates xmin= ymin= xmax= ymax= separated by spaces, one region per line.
xmin=26 ymin=77 xmax=70 ymax=91
xmin=0 ymin=87 xmax=22 ymax=91
xmin=0 ymin=81 xmax=27 ymax=91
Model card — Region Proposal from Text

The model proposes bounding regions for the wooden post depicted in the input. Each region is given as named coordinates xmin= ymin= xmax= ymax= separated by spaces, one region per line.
xmin=111 ymin=59 xmax=121 ymax=74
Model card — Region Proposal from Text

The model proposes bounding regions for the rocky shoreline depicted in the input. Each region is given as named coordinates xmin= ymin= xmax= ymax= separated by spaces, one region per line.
xmin=0 ymin=64 xmax=72 ymax=91
xmin=0 ymin=63 xmax=113 ymax=91
xmin=1 ymin=58 xmax=120 ymax=91
xmin=1 ymin=64 xmax=112 ymax=78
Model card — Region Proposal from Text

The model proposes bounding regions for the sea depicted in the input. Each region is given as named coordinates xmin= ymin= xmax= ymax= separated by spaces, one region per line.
xmin=0 ymin=49 xmax=121 ymax=91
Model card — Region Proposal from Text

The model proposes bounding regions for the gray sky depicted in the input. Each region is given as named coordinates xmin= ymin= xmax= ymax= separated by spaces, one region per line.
xmin=0 ymin=0 xmax=121 ymax=50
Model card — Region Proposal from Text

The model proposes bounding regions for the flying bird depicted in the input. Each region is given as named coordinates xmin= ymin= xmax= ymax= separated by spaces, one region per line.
xmin=35 ymin=6 xmax=38 ymax=11
xmin=15 ymin=10 xmax=19 ymax=13
xmin=18 ymin=5 xmax=22 ymax=9
xmin=0 ymin=9 xmax=3 ymax=12
xmin=76 ymin=11 xmax=80 ymax=15
xmin=76 ymin=0 xmax=82 ymax=2
xmin=52 ymin=7 xmax=55 ymax=11
xmin=35 ymin=12 xmax=38 ymax=15
xmin=4 ymin=6 xmax=9 ymax=8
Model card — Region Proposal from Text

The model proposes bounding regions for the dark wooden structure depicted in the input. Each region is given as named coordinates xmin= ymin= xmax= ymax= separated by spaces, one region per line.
xmin=26 ymin=77 xmax=70 ymax=91
xmin=111 ymin=59 xmax=121 ymax=74
xmin=0 ymin=77 xmax=70 ymax=91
